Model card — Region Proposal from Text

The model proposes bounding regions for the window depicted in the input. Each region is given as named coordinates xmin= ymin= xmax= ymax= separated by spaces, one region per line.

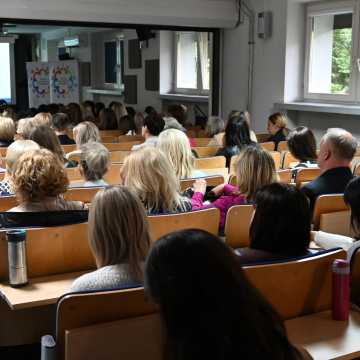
xmin=304 ymin=1 xmax=360 ymax=102
xmin=174 ymin=32 xmax=210 ymax=94
xmin=104 ymin=39 xmax=124 ymax=90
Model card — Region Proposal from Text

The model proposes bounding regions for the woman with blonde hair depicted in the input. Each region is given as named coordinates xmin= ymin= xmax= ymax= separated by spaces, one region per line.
xmin=267 ymin=112 xmax=290 ymax=151
xmin=9 ymin=148 xmax=86 ymax=212
xmin=192 ymin=146 xmax=278 ymax=230
xmin=0 ymin=140 xmax=40 ymax=196
xmin=110 ymin=101 xmax=128 ymax=123
xmin=0 ymin=116 xmax=15 ymax=147
xmin=157 ymin=129 xmax=206 ymax=179
xmin=33 ymin=112 xmax=52 ymax=127
xmin=122 ymin=147 xmax=191 ymax=215
xmin=71 ymin=186 xmax=151 ymax=291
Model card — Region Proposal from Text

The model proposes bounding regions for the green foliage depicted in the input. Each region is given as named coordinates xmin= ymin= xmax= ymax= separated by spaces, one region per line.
xmin=331 ymin=28 xmax=352 ymax=94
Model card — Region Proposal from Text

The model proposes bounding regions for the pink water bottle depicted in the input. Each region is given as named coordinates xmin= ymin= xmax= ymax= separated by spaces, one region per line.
xmin=332 ymin=259 xmax=350 ymax=321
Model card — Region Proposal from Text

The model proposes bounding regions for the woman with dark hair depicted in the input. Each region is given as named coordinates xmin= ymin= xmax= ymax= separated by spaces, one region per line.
xmin=287 ymin=127 xmax=318 ymax=179
xmin=94 ymin=102 xmax=105 ymax=118
xmin=237 ymin=183 xmax=311 ymax=264
xmin=145 ymin=229 xmax=308 ymax=360
xmin=216 ymin=113 xmax=257 ymax=167
xmin=98 ymin=108 xmax=118 ymax=130
xmin=66 ymin=103 xmax=83 ymax=126
xmin=118 ymin=115 xmax=137 ymax=135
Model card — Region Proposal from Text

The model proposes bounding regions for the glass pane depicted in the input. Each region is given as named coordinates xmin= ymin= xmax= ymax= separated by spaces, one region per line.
xmin=308 ymin=12 xmax=353 ymax=95
xmin=0 ymin=43 xmax=11 ymax=102
xmin=198 ymin=32 xmax=210 ymax=91
xmin=105 ymin=41 xmax=117 ymax=84
xmin=176 ymin=32 xmax=198 ymax=89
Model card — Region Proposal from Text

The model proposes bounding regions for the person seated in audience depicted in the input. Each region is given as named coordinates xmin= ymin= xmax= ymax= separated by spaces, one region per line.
xmin=81 ymin=100 xmax=96 ymax=122
xmin=192 ymin=147 xmax=277 ymax=230
xmin=52 ymin=113 xmax=75 ymax=145
xmin=216 ymin=112 xmax=258 ymax=167
xmin=145 ymin=229 xmax=309 ymax=360
xmin=29 ymin=125 xmax=72 ymax=166
xmin=167 ymin=104 xmax=187 ymax=127
xmin=9 ymin=149 xmax=86 ymax=212
xmin=134 ymin=112 xmax=145 ymax=135
xmin=144 ymin=105 xmax=156 ymax=116
xmin=207 ymin=116 xmax=225 ymax=146
xmin=94 ymin=102 xmax=105 ymax=118
xmin=287 ymin=126 xmax=318 ymax=179
xmin=122 ymin=147 xmax=191 ymax=215
xmin=14 ymin=117 xmax=35 ymax=140
xmin=98 ymin=108 xmax=118 ymax=130
xmin=157 ymin=129 xmax=206 ymax=179
xmin=163 ymin=116 xmax=186 ymax=132
xmin=111 ymin=101 xmax=128 ymax=123
xmin=71 ymin=186 xmax=150 ymax=292
xmin=132 ymin=113 xmax=165 ymax=151
xmin=236 ymin=183 xmax=311 ymax=264
xmin=66 ymin=102 xmax=83 ymax=126
xmin=301 ymin=128 xmax=356 ymax=211
xmin=243 ymin=110 xmax=258 ymax=142
xmin=267 ymin=112 xmax=290 ymax=151
xmin=32 ymin=112 xmax=52 ymax=127
xmin=72 ymin=142 xmax=110 ymax=188
xmin=0 ymin=140 xmax=40 ymax=196
xmin=118 ymin=115 xmax=137 ymax=135
xmin=0 ymin=116 xmax=15 ymax=147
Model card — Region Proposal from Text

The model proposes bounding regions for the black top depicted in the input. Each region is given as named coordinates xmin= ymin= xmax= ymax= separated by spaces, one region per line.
xmin=301 ymin=167 xmax=353 ymax=211
xmin=58 ymin=134 xmax=75 ymax=145
xmin=268 ymin=129 xmax=287 ymax=151
xmin=216 ymin=142 xmax=258 ymax=168
xmin=0 ymin=139 xmax=13 ymax=148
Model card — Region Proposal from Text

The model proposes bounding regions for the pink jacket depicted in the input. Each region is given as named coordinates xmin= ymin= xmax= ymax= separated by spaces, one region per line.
xmin=191 ymin=184 xmax=247 ymax=230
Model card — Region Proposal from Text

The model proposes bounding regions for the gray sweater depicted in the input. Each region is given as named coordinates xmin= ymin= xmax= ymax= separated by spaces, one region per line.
xmin=70 ymin=263 xmax=140 ymax=292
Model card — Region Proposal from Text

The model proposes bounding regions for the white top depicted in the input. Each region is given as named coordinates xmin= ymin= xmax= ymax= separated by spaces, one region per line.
xmin=70 ymin=263 xmax=140 ymax=292
xmin=314 ymin=231 xmax=355 ymax=251
xmin=132 ymin=136 xmax=158 ymax=151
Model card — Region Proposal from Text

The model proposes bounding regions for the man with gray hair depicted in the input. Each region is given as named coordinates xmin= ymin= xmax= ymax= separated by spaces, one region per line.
xmin=301 ymin=128 xmax=357 ymax=211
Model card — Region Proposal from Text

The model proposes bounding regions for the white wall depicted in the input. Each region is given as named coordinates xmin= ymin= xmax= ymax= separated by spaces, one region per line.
xmin=222 ymin=0 xmax=289 ymax=133
xmin=0 ymin=0 xmax=236 ymax=28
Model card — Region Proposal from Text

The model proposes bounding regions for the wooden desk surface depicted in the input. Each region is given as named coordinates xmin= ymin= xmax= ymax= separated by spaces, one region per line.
xmin=202 ymin=168 xmax=229 ymax=181
xmin=286 ymin=310 xmax=360 ymax=360
xmin=0 ymin=271 xmax=87 ymax=310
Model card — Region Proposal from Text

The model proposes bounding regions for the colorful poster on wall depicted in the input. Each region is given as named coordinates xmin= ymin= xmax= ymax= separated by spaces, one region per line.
xmin=50 ymin=60 xmax=80 ymax=105
xmin=26 ymin=62 xmax=50 ymax=108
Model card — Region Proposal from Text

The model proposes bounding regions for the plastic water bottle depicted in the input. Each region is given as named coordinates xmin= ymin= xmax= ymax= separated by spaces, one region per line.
xmin=332 ymin=259 xmax=350 ymax=321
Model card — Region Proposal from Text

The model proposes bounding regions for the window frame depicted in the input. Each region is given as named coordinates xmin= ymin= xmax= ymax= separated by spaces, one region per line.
xmin=304 ymin=0 xmax=360 ymax=102
xmin=103 ymin=37 xmax=124 ymax=91
xmin=173 ymin=31 xmax=211 ymax=96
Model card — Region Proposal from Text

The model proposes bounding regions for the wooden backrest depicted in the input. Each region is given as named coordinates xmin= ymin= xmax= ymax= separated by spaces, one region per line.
xmin=0 ymin=223 xmax=94 ymax=281
xmin=180 ymin=176 xmax=225 ymax=191
xmin=67 ymin=164 xmax=122 ymax=185
xmin=0 ymin=195 xmax=17 ymax=211
xmin=278 ymin=141 xmax=289 ymax=152
xmin=103 ymin=142 xmax=141 ymax=151
xmin=282 ymin=151 xmax=299 ymax=169
xmin=194 ymin=156 xmax=226 ymax=169
xmin=56 ymin=288 xmax=158 ymax=359
xmin=100 ymin=136 xmax=119 ymax=143
xmin=269 ymin=151 xmax=281 ymax=170
xmin=224 ymin=205 xmax=254 ymax=248
xmin=64 ymin=187 xmax=102 ymax=203
xmin=260 ymin=142 xmax=275 ymax=152
xmin=313 ymin=194 xmax=348 ymax=230
xmin=319 ymin=210 xmax=352 ymax=237
xmin=243 ymin=249 xmax=347 ymax=319
xmin=62 ymin=144 xmax=77 ymax=154
xmin=0 ymin=148 xmax=7 ymax=157
xmin=65 ymin=314 xmax=163 ymax=360
xmin=118 ymin=135 xmax=145 ymax=143
xmin=148 ymin=208 xmax=220 ymax=241
xmin=256 ymin=133 xmax=270 ymax=143
xmin=229 ymin=155 xmax=239 ymax=175
xmin=192 ymin=138 xmax=212 ymax=147
xmin=278 ymin=169 xmax=292 ymax=184
xmin=354 ymin=162 xmax=360 ymax=176
xmin=193 ymin=146 xmax=220 ymax=158
xmin=110 ymin=151 xmax=130 ymax=163
xmin=295 ymin=167 xmax=321 ymax=188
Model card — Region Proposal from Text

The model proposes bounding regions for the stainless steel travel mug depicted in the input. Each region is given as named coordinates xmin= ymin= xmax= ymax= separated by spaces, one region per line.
xmin=7 ymin=230 xmax=28 ymax=287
